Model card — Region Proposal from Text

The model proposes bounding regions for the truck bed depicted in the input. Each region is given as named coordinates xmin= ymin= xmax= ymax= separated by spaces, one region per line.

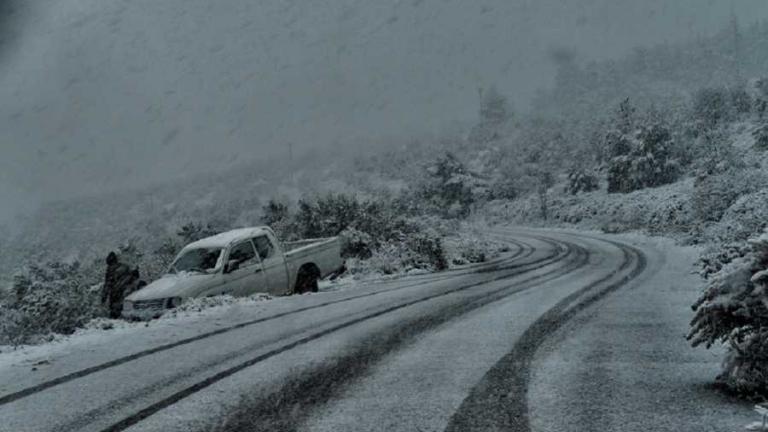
xmin=283 ymin=237 xmax=344 ymax=282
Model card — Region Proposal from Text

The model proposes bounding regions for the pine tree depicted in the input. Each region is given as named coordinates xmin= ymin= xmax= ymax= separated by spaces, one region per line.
xmin=689 ymin=229 xmax=768 ymax=396
xmin=469 ymin=86 xmax=512 ymax=144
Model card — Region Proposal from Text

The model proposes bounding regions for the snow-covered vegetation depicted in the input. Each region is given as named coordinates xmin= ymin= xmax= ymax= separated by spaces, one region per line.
xmin=3 ymin=18 xmax=768 ymax=396
xmin=689 ymin=230 xmax=768 ymax=397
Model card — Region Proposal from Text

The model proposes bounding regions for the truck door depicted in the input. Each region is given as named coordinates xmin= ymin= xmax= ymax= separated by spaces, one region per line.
xmin=223 ymin=239 xmax=266 ymax=296
xmin=253 ymin=234 xmax=290 ymax=295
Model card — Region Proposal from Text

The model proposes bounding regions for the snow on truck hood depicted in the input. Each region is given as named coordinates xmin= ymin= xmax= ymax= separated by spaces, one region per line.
xmin=127 ymin=272 xmax=217 ymax=301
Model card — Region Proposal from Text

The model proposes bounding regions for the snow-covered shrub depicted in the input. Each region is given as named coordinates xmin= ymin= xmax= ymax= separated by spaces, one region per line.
xmin=704 ymin=189 xmax=768 ymax=244
xmin=730 ymin=86 xmax=754 ymax=116
xmin=685 ymin=128 xmax=741 ymax=175
xmin=689 ymin=229 xmax=768 ymax=397
xmin=261 ymin=199 xmax=289 ymax=226
xmin=345 ymin=240 xmax=441 ymax=277
xmin=697 ymin=242 xmax=751 ymax=280
xmin=338 ymin=227 xmax=375 ymax=260
xmin=1 ymin=261 xmax=104 ymax=345
xmin=748 ymin=77 xmax=768 ymax=118
xmin=416 ymin=152 xmax=480 ymax=219
xmin=487 ymin=176 xmax=696 ymax=237
xmin=292 ymin=194 xmax=369 ymax=240
xmin=149 ymin=237 xmax=180 ymax=279
xmin=0 ymin=305 xmax=27 ymax=347
xmin=605 ymin=123 xmax=680 ymax=193
xmin=443 ymin=228 xmax=509 ymax=266
xmin=177 ymin=222 xmax=221 ymax=244
xmin=486 ymin=179 xmax=517 ymax=201
xmin=692 ymin=86 xmax=734 ymax=128
xmin=260 ymin=199 xmax=292 ymax=239
xmin=346 ymin=244 xmax=408 ymax=276
xmin=753 ymin=125 xmax=768 ymax=151
xmin=692 ymin=169 xmax=766 ymax=223
xmin=403 ymin=228 xmax=448 ymax=272
xmin=603 ymin=100 xmax=680 ymax=194
xmin=260 ymin=193 xmax=452 ymax=275
xmin=566 ymin=169 xmax=599 ymax=195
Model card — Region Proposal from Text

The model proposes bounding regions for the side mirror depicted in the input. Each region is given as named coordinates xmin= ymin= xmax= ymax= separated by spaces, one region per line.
xmin=224 ymin=260 xmax=241 ymax=274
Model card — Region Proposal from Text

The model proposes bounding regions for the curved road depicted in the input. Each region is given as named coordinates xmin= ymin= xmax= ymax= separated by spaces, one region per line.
xmin=0 ymin=228 xmax=733 ymax=432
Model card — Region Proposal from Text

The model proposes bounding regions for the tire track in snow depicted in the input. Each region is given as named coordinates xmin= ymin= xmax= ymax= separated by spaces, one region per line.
xmin=205 ymin=239 xmax=591 ymax=432
xmin=0 ymin=238 xmax=533 ymax=408
xmin=95 ymin=236 xmax=580 ymax=432
xmin=443 ymin=236 xmax=648 ymax=432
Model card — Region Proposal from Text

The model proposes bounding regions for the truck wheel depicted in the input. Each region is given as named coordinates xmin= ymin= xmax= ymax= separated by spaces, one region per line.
xmin=294 ymin=266 xmax=320 ymax=294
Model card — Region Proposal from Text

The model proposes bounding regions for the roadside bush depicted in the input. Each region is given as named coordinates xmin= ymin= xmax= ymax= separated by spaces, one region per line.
xmin=404 ymin=229 xmax=448 ymax=272
xmin=345 ymin=228 xmax=448 ymax=276
xmin=730 ymin=86 xmax=753 ymax=116
xmin=260 ymin=199 xmax=293 ymax=240
xmin=486 ymin=177 xmax=518 ymax=201
xmin=177 ymin=222 xmax=221 ymax=244
xmin=688 ymin=229 xmax=768 ymax=397
xmin=261 ymin=193 xmax=453 ymax=275
xmin=444 ymin=228 xmax=509 ymax=266
xmin=338 ymin=227 xmax=375 ymax=260
xmin=417 ymin=152 xmax=479 ymax=219
xmin=151 ymin=237 xmax=181 ymax=278
xmin=753 ymin=125 xmax=768 ymax=151
xmin=606 ymin=123 xmax=680 ymax=193
xmin=685 ymin=129 xmax=731 ymax=175
xmin=703 ymin=189 xmax=768 ymax=244
xmin=697 ymin=242 xmax=750 ymax=280
xmin=566 ymin=169 xmax=599 ymax=195
xmin=1 ymin=261 xmax=104 ymax=345
xmin=294 ymin=194 xmax=362 ymax=239
xmin=692 ymin=169 xmax=766 ymax=223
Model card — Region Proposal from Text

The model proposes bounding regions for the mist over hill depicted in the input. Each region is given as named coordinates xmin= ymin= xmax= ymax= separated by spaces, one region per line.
xmin=0 ymin=0 xmax=766 ymax=223
xmin=3 ymin=13 xmax=768 ymax=281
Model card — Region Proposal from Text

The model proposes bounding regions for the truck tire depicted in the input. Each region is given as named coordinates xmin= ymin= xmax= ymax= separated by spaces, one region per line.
xmin=294 ymin=265 xmax=320 ymax=294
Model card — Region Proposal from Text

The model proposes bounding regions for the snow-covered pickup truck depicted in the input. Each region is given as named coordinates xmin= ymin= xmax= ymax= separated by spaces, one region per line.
xmin=122 ymin=226 xmax=344 ymax=319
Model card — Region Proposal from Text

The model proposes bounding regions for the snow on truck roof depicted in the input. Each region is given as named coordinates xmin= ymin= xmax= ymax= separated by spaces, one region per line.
xmin=184 ymin=227 xmax=269 ymax=249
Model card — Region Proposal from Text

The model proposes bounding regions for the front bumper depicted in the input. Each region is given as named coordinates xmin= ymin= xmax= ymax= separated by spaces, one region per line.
xmin=121 ymin=298 xmax=168 ymax=320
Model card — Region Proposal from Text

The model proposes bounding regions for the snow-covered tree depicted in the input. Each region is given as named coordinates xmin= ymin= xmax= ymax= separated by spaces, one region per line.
xmin=692 ymin=168 xmax=766 ymax=223
xmin=754 ymin=125 xmax=768 ymax=151
xmin=604 ymin=100 xmax=680 ymax=193
xmin=469 ymin=86 xmax=512 ymax=144
xmin=419 ymin=152 xmax=480 ymax=218
xmin=566 ymin=168 xmax=599 ymax=195
xmin=177 ymin=222 xmax=221 ymax=244
xmin=260 ymin=199 xmax=293 ymax=239
xmin=689 ymin=229 xmax=768 ymax=396
xmin=692 ymin=86 xmax=744 ymax=128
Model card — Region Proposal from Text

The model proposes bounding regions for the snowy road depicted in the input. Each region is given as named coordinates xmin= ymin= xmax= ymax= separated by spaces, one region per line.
xmin=0 ymin=228 xmax=750 ymax=431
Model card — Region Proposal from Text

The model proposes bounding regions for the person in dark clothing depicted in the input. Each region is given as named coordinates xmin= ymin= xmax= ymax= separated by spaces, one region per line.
xmin=102 ymin=252 xmax=140 ymax=319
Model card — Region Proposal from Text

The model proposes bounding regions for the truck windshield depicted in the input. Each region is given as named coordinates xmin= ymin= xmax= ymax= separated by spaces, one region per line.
xmin=171 ymin=248 xmax=223 ymax=274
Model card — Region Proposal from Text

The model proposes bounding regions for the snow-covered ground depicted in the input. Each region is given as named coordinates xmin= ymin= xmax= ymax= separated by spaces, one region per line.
xmin=528 ymin=232 xmax=755 ymax=431
xmin=0 ymin=237 xmax=510 ymax=371
xmin=0 ymin=228 xmax=755 ymax=432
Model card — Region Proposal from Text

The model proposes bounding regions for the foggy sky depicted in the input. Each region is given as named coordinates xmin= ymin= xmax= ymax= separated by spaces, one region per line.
xmin=1 ymin=0 xmax=767 ymax=223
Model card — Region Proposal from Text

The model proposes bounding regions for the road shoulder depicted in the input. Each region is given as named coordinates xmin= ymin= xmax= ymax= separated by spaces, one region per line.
xmin=528 ymin=233 xmax=754 ymax=432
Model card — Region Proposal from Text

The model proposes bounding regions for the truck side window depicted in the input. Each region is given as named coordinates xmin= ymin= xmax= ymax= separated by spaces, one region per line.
xmin=229 ymin=241 xmax=259 ymax=267
xmin=253 ymin=235 xmax=275 ymax=260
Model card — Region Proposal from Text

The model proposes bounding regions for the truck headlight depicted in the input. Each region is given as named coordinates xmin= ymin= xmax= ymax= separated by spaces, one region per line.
xmin=165 ymin=297 xmax=182 ymax=309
